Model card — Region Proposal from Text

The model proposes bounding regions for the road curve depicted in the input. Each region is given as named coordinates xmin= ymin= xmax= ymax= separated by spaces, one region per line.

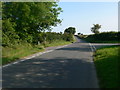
xmin=2 ymin=36 xmax=99 ymax=88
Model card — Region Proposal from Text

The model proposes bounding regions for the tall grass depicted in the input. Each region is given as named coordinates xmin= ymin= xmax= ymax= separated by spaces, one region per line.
xmin=2 ymin=43 xmax=44 ymax=65
xmin=94 ymin=46 xmax=119 ymax=88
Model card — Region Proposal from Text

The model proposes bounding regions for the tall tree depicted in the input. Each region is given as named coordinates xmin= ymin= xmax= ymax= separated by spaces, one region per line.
xmin=91 ymin=24 xmax=101 ymax=34
xmin=64 ymin=27 xmax=76 ymax=35
xmin=2 ymin=2 xmax=62 ymax=45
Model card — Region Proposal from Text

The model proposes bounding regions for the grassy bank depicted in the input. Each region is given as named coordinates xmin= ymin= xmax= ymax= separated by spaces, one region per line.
xmin=2 ymin=43 xmax=44 ymax=65
xmin=94 ymin=46 xmax=119 ymax=88
xmin=2 ymin=40 xmax=72 ymax=65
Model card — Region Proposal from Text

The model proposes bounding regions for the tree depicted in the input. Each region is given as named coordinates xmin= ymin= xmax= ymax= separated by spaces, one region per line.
xmin=64 ymin=27 xmax=76 ymax=35
xmin=78 ymin=33 xmax=81 ymax=35
xmin=91 ymin=24 xmax=101 ymax=34
xmin=2 ymin=2 xmax=62 ymax=45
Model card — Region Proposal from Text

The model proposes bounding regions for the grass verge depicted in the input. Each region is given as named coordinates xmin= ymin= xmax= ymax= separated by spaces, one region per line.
xmin=2 ymin=43 xmax=44 ymax=65
xmin=2 ymin=40 xmax=72 ymax=65
xmin=94 ymin=45 xmax=119 ymax=88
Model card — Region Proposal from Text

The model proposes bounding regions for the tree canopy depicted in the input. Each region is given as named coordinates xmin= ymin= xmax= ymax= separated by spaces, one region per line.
xmin=2 ymin=2 xmax=63 ymax=46
xmin=91 ymin=24 xmax=101 ymax=34
xmin=64 ymin=27 xmax=76 ymax=35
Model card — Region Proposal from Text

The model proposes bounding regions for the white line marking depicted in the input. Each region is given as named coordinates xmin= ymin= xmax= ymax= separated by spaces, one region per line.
xmin=89 ymin=43 xmax=96 ymax=52
xmin=89 ymin=43 xmax=94 ymax=52
xmin=26 ymin=57 xmax=31 ymax=59
xmin=13 ymin=62 xmax=19 ymax=64
xmin=2 ymin=64 xmax=11 ymax=68
xmin=20 ymin=59 xmax=26 ymax=62
xmin=92 ymin=45 xmax=96 ymax=51
xmin=2 ymin=44 xmax=70 ymax=68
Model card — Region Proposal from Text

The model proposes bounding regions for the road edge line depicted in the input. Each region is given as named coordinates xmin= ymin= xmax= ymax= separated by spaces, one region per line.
xmin=2 ymin=44 xmax=70 ymax=68
xmin=89 ymin=43 xmax=94 ymax=52
xmin=89 ymin=43 xmax=96 ymax=52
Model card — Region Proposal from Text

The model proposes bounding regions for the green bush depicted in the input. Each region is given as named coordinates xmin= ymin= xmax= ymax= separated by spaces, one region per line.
xmin=63 ymin=33 xmax=74 ymax=41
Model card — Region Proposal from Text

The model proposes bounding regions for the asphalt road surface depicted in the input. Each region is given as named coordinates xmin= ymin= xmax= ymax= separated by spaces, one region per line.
xmin=2 ymin=36 xmax=100 ymax=88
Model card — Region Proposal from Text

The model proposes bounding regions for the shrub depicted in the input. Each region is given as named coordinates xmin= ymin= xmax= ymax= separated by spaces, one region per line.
xmin=85 ymin=31 xmax=119 ymax=42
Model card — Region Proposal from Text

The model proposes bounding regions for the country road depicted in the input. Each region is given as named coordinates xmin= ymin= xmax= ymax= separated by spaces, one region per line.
xmin=2 ymin=36 xmax=119 ymax=88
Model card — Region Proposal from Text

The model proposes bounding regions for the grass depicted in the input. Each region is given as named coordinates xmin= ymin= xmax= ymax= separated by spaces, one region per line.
xmin=2 ymin=40 xmax=72 ymax=65
xmin=2 ymin=43 xmax=44 ymax=65
xmin=94 ymin=45 xmax=119 ymax=88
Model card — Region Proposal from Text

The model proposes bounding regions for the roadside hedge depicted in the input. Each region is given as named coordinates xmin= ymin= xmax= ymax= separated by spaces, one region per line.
xmin=85 ymin=32 xmax=119 ymax=42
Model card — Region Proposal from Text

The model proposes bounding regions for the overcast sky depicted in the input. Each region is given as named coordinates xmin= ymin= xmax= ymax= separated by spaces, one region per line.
xmin=52 ymin=2 xmax=118 ymax=35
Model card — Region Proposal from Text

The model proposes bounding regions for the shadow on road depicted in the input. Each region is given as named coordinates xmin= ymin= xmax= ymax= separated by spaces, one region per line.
xmin=2 ymin=57 xmax=96 ymax=88
xmin=56 ymin=46 xmax=91 ymax=52
xmin=56 ymin=42 xmax=91 ymax=52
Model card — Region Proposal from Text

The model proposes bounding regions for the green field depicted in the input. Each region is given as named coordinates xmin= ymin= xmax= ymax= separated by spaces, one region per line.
xmin=2 ymin=40 xmax=72 ymax=65
xmin=94 ymin=46 xmax=119 ymax=88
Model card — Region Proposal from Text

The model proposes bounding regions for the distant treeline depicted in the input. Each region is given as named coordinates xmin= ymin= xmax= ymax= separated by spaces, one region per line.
xmin=2 ymin=2 xmax=74 ymax=47
xmin=80 ymin=31 xmax=120 ymax=43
